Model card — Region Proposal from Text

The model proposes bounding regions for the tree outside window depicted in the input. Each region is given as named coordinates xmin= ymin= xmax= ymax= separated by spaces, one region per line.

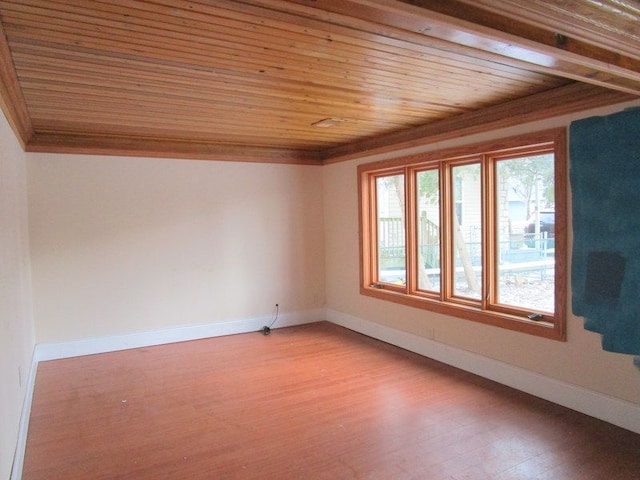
xmin=358 ymin=129 xmax=566 ymax=340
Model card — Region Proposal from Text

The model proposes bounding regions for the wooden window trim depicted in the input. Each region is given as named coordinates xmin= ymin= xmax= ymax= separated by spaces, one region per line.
xmin=358 ymin=129 xmax=567 ymax=341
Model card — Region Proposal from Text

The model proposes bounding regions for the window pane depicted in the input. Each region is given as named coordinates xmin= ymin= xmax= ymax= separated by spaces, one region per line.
xmin=376 ymin=175 xmax=406 ymax=285
xmin=452 ymin=164 xmax=482 ymax=299
xmin=416 ymin=170 xmax=440 ymax=291
xmin=496 ymin=155 xmax=554 ymax=313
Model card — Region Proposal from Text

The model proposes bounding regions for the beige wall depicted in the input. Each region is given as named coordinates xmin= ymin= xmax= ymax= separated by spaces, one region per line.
xmin=28 ymin=154 xmax=325 ymax=343
xmin=0 ymin=111 xmax=35 ymax=479
xmin=7 ymin=98 xmax=640 ymax=475
xmin=323 ymin=100 xmax=640 ymax=405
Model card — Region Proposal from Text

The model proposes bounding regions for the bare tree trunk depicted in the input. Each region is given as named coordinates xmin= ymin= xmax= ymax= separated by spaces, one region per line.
xmin=453 ymin=213 xmax=480 ymax=294
xmin=417 ymin=212 xmax=434 ymax=290
xmin=417 ymin=251 xmax=433 ymax=290
xmin=392 ymin=176 xmax=434 ymax=289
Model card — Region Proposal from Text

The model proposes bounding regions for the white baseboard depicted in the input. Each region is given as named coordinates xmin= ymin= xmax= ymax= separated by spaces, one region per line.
xmin=11 ymin=309 xmax=323 ymax=480
xmin=34 ymin=308 xmax=324 ymax=362
xmin=12 ymin=307 xmax=639 ymax=480
xmin=326 ymin=308 xmax=640 ymax=435
xmin=11 ymin=347 xmax=39 ymax=480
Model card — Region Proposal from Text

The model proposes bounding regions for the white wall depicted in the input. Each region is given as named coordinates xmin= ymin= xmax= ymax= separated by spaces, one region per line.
xmin=0 ymin=111 xmax=35 ymax=479
xmin=28 ymin=154 xmax=325 ymax=343
xmin=323 ymin=100 xmax=640 ymax=405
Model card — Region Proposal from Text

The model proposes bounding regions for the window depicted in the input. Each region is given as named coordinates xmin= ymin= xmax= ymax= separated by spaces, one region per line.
xmin=359 ymin=129 xmax=566 ymax=340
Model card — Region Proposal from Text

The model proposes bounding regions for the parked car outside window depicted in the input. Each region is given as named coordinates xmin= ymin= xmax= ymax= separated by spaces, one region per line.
xmin=525 ymin=209 xmax=555 ymax=238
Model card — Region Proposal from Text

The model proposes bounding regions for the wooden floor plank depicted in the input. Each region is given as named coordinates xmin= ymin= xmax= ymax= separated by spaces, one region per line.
xmin=22 ymin=322 xmax=640 ymax=479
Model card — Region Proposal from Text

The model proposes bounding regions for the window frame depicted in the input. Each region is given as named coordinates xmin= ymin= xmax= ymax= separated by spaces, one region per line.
xmin=358 ymin=129 xmax=567 ymax=340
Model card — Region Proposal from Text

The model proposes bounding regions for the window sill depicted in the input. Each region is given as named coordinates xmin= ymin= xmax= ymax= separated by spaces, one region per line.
xmin=360 ymin=285 xmax=565 ymax=341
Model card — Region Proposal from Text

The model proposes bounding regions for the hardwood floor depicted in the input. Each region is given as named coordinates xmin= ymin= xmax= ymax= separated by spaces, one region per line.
xmin=22 ymin=322 xmax=640 ymax=479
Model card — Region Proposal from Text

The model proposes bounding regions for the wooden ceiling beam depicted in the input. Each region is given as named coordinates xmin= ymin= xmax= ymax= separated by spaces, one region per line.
xmin=403 ymin=0 xmax=640 ymax=94
xmin=449 ymin=0 xmax=640 ymax=63
xmin=276 ymin=0 xmax=640 ymax=96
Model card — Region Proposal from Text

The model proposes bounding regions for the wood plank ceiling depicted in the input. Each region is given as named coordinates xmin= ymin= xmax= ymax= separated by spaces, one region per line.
xmin=0 ymin=0 xmax=639 ymax=165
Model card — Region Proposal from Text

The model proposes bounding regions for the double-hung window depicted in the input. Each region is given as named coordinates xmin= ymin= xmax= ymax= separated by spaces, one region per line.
xmin=359 ymin=129 xmax=566 ymax=340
